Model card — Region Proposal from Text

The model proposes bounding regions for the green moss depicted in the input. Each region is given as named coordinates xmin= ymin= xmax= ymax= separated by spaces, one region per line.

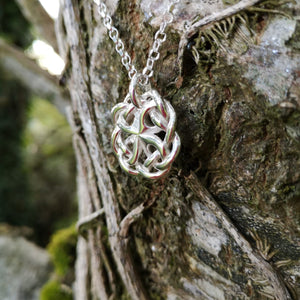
xmin=40 ymin=280 xmax=72 ymax=300
xmin=149 ymin=293 xmax=164 ymax=300
xmin=40 ymin=225 xmax=77 ymax=299
xmin=24 ymin=97 xmax=76 ymax=246
xmin=120 ymin=292 xmax=132 ymax=300
xmin=47 ymin=225 xmax=77 ymax=277
xmin=286 ymin=21 xmax=300 ymax=50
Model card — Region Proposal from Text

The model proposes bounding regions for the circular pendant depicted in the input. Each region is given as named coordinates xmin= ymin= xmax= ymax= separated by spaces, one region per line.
xmin=111 ymin=75 xmax=180 ymax=179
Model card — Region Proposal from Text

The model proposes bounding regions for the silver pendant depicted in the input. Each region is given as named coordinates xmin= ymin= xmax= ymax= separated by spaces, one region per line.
xmin=111 ymin=75 xmax=180 ymax=179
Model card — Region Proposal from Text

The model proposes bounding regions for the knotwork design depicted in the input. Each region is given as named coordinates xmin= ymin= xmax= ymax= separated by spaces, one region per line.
xmin=111 ymin=75 xmax=180 ymax=179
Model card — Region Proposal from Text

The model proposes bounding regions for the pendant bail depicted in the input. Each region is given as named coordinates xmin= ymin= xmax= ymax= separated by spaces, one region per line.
xmin=129 ymin=73 xmax=151 ymax=108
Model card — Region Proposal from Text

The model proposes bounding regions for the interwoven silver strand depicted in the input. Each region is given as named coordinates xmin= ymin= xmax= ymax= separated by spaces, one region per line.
xmin=111 ymin=74 xmax=181 ymax=179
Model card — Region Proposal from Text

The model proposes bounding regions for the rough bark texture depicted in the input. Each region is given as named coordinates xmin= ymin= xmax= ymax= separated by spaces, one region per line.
xmin=56 ymin=0 xmax=300 ymax=299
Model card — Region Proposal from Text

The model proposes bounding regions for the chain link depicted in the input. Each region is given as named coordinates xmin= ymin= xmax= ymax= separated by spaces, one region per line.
xmin=142 ymin=0 xmax=179 ymax=84
xmin=93 ymin=0 xmax=178 ymax=82
xmin=94 ymin=0 xmax=137 ymax=78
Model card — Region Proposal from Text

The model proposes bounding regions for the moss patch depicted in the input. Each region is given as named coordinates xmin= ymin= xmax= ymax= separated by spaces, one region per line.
xmin=40 ymin=280 xmax=72 ymax=300
xmin=40 ymin=224 xmax=77 ymax=300
xmin=47 ymin=225 xmax=77 ymax=277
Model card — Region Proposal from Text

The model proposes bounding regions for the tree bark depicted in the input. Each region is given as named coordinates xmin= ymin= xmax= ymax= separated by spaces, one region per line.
xmin=56 ymin=0 xmax=300 ymax=299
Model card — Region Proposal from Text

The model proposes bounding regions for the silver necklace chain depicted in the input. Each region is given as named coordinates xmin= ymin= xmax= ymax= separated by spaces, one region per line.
xmin=93 ymin=0 xmax=179 ymax=84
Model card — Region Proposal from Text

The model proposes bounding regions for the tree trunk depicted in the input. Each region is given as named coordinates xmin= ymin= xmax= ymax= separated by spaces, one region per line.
xmin=56 ymin=0 xmax=300 ymax=299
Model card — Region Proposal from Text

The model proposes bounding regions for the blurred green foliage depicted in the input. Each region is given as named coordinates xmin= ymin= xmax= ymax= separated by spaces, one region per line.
xmin=0 ymin=80 xmax=76 ymax=246
xmin=0 ymin=0 xmax=34 ymax=231
xmin=0 ymin=72 xmax=33 ymax=226
xmin=0 ymin=0 xmax=34 ymax=227
xmin=0 ymin=0 xmax=76 ymax=246
xmin=1 ymin=2 xmax=78 ymax=298
xmin=0 ymin=0 xmax=33 ymax=47
xmin=24 ymin=97 xmax=76 ymax=246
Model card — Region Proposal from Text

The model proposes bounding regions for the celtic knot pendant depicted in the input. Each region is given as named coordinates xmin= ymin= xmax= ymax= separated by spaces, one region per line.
xmin=111 ymin=75 xmax=180 ymax=179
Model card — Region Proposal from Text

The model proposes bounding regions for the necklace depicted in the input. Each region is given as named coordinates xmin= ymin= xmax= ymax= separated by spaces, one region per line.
xmin=94 ymin=0 xmax=180 ymax=179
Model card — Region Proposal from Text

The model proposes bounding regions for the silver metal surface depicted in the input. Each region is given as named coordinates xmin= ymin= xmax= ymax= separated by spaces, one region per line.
xmin=112 ymin=74 xmax=180 ymax=179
